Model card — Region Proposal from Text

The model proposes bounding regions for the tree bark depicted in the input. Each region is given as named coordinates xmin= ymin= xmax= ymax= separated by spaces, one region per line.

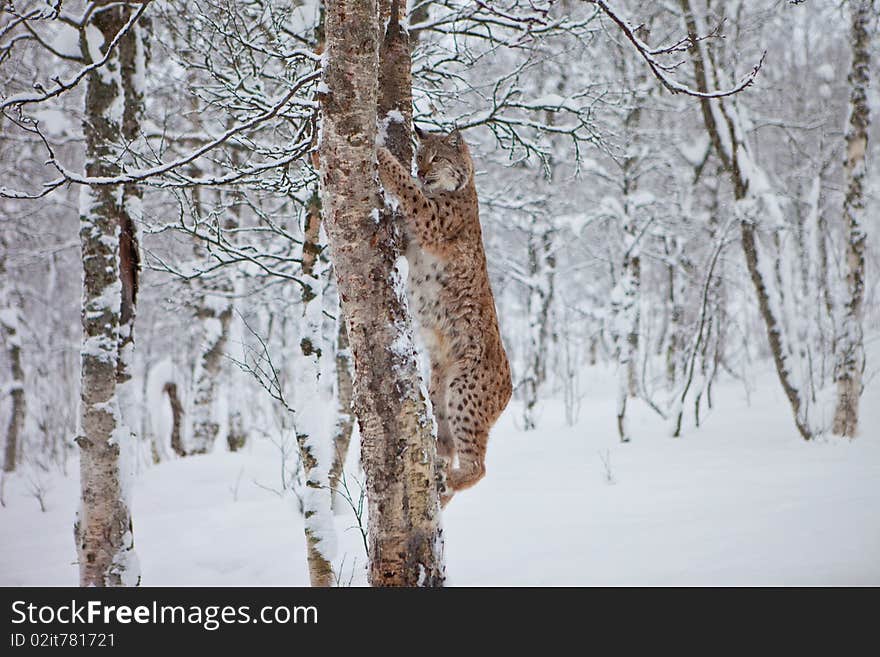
xmin=0 ymin=245 xmax=25 ymax=474
xmin=329 ymin=307 xmax=355 ymax=511
xmin=665 ymin=253 xmax=680 ymax=388
xmin=612 ymin=240 xmax=639 ymax=443
xmin=832 ymin=0 xmax=870 ymax=438
xmin=187 ymin=295 xmax=232 ymax=454
xmin=294 ymin=188 xmax=335 ymax=587
xmin=610 ymin=42 xmax=647 ymax=442
xmin=75 ymin=7 xmax=144 ymax=587
xmin=163 ymin=382 xmax=185 ymax=458
xmin=224 ymin=143 xmax=248 ymax=453
xmin=319 ymin=0 xmax=444 ymax=587
xmin=522 ymin=227 xmax=556 ymax=431
xmin=621 ymin=85 xmax=643 ymax=401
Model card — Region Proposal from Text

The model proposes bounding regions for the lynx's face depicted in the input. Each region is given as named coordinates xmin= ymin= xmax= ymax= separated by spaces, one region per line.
xmin=415 ymin=128 xmax=474 ymax=194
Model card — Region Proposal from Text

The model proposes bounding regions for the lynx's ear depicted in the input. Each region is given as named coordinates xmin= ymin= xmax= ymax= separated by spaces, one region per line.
xmin=446 ymin=129 xmax=463 ymax=148
xmin=414 ymin=125 xmax=427 ymax=140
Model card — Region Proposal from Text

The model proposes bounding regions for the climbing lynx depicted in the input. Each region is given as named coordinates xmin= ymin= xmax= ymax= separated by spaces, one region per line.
xmin=377 ymin=128 xmax=512 ymax=506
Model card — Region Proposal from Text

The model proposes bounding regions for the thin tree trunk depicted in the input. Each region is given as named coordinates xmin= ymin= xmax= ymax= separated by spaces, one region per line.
xmin=329 ymin=310 xmax=355 ymax=511
xmin=624 ymin=245 xmax=641 ymax=399
xmin=737 ymin=223 xmax=812 ymax=441
xmin=610 ymin=48 xmax=646 ymax=442
xmin=224 ymin=292 xmax=246 ymax=453
xmin=832 ymin=0 xmax=870 ymax=438
xmin=226 ymin=400 xmax=247 ymax=452
xmin=612 ymin=247 xmax=639 ymax=443
xmin=1 ymin=247 xmax=24 ymax=474
xmin=814 ymin=162 xmax=837 ymax=382
xmin=319 ymin=0 xmax=444 ymax=587
xmin=622 ymin=90 xmax=642 ymax=400
xmin=75 ymin=7 xmax=144 ymax=587
xmin=224 ymin=135 xmax=248 ymax=453
xmin=665 ymin=256 xmax=680 ymax=388
xmin=187 ymin=195 xmax=234 ymax=455
xmin=163 ymin=382 xmax=185 ymax=458
xmin=294 ymin=189 xmax=335 ymax=587
xmin=522 ymin=227 xmax=556 ymax=431
xmin=187 ymin=297 xmax=232 ymax=454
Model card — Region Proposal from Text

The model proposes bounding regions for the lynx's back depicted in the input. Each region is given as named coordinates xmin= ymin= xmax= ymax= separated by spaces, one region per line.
xmin=377 ymin=130 xmax=512 ymax=505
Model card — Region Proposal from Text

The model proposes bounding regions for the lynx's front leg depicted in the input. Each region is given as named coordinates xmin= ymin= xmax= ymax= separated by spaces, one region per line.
xmin=377 ymin=147 xmax=431 ymax=214
xmin=377 ymin=147 xmax=453 ymax=249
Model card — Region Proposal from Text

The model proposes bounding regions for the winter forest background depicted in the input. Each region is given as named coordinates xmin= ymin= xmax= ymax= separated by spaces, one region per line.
xmin=1 ymin=0 xmax=878 ymax=586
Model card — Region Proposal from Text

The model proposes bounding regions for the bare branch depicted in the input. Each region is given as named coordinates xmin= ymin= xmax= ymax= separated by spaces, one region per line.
xmin=587 ymin=0 xmax=765 ymax=99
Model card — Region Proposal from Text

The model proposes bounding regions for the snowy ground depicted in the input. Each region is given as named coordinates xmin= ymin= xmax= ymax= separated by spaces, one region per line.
xmin=1 ymin=364 xmax=878 ymax=586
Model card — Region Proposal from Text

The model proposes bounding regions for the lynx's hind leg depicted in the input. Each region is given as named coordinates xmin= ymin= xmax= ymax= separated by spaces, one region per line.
xmin=448 ymin=428 xmax=488 ymax=494
xmin=429 ymin=363 xmax=455 ymax=499
xmin=445 ymin=363 xmax=495 ymax=497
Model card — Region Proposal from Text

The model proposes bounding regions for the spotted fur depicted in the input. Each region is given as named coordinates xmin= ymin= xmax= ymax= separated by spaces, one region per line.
xmin=377 ymin=130 xmax=512 ymax=505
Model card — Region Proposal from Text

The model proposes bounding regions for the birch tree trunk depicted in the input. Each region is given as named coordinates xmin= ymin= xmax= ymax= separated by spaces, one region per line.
xmin=319 ymin=0 xmax=444 ymax=586
xmin=75 ymin=7 xmax=145 ymax=587
xmin=223 ymin=157 xmax=247 ymax=452
xmin=294 ymin=189 xmax=335 ymax=587
xmin=187 ymin=294 xmax=232 ymax=454
xmin=1 ymin=244 xmax=24 ymax=474
xmin=187 ymin=201 xmax=234 ymax=455
xmin=163 ymin=382 xmax=185 ymax=458
xmin=522 ymin=226 xmax=556 ymax=431
xmin=329 ymin=306 xmax=355 ymax=511
xmin=664 ymin=242 xmax=682 ymax=389
xmin=621 ymin=94 xmax=643 ymax=401
xmin=611 ymin=246 xmax=639 ymax=443
xmin=832 ymin=0 xmax=871 ymax=438
xmin=611 ymin=191 xmax=641 ymax=443
xmin=610 ymin=47 xmax=646 ymax=443
xmin=225 ymin=283 xmax=247 ymax=452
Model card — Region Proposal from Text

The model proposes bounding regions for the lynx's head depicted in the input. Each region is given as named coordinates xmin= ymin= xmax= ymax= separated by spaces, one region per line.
xmin=415 ymin=127 xmax=474 ymax=194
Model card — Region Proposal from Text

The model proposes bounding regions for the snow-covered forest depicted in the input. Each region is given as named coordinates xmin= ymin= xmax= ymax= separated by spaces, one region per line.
xmin=1 ymin=0 xmax=878 ymax=586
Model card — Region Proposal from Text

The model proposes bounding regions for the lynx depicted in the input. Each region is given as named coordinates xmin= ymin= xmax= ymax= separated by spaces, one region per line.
xmin=377 ymin=128 xmax=512 ymax=506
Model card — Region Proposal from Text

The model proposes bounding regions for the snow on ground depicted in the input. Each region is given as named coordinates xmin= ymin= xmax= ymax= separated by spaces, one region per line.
xmin=1 ymin=365 xmax=878 ymax=586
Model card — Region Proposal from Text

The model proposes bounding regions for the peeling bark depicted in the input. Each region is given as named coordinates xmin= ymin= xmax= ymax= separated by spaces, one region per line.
xmin=319 ymin=0 xmax=444 ymax=587
xmin=75 ymin=7 xmax=144 ymax=587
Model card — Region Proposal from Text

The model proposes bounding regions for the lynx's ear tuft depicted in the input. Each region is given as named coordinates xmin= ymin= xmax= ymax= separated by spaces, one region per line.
xmin=414 ymin=125 xmax=427 ymax=139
